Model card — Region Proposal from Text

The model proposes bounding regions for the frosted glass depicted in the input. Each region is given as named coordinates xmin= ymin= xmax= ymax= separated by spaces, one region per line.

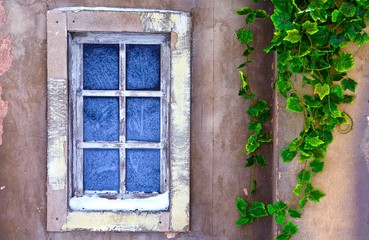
xmin=126 ymin=97 xmax=160 ymax=142
xmin=83 ymin=149 xmax=120 ymax=191
xmin=83 ymin=44 xmax=119 ymax=90
xmin=126 ymin=149 xmax=160 ymax=193
xmin=126 ymin=44 xmax=161 ymax=90
xmin=83 ymin=97 xmax=119 ymax=141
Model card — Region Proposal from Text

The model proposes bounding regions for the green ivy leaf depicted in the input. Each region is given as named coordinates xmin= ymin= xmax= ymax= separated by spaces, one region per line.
xmin=276 ymin=76 xmax=292 ymax=97
xmin=254 ymin=10 xmax=268 ymax=18
xmin=310 ymin=9 xmax=327 ymax=22
xmin=357 ymin=0 xmax=369 ymax=8
xmin=334 ymin=53 xmax=355 ymax=72
xmin=246 ymin=133 xmax=261 ymax=154
xmin=332 ymin=72 xmax=346 ymax=81
xmin=282 ymin=221 xmax=299 ymax=235
xmin=319 ymin=130 xmax=333 ymax=145
xmin=290 ymin=56 xmax=304 ymax=73
xmin=331 ymin=9 xmax=340 ymax=22
xmin=293 ymin=184 xmax=303 ymax=196
xmin=245 ymin=12 xmax=257 ymax=24
xmin=249 ymin=202 xmax=268 ymax=218
xmin=276 ymin=234 xmax=290 ymax=240
xmin=302 ymin=21 xmax=319 ymax=35
xmin=281 ymin=147 xmax=297 ymax=162
xmin=245 ymin=155 xmax=255 ymax=167
xmin=342 ymin=95 xmax=355 ymax=104
xmin=276 ymin=215 xmax=286 ymax=225
xmin=271 ymin=0 xmax=293 ymax=13
xmin=310 ymin=26 xmax=330 ymax=47
xmin=236 ymin=197 xmax=248 ymax=217
xmin=331 ymin=85 xmax=344 ymax=99
xmin=255 ymin=154 xmax=266 ymax=167
xmin=313 ymin=149 xmax=326 ymax=160
xmin=330 ymin=34 xmax=345 ymax=48
xmin=309 ymin=52 xmax=331 ymax=70
xmin=267 ymin=201 xmax=288 ymax=215
xmin=355 ymin=33 xmax=369 ymax=46
xmin=288 ymin=208 xmax=302 ymax=218
xmin=236 ymin=7 xmax=253 ymax=15
xmin=236 ymin=28 xmax=253 ymax=45
xmin=271 ymin=11 xmax=294 ymax=31
xmin=310 ymin=160 xmax=325 ymax=173
xmin=341 ymin=78 xmax=358 ymax=92
xmin=259 ymin=133 xmax=272 ymax=143
xmin=248 ymin=122 xmax=257 ymax=131
xmin=305 ymin=135 xmax=324 ymax=147
xmin=265 ymin=31 xmax=284 ymax=53
xmin=239 ymin=71 xmax=247 ymax=89
xmin=305 ymin=183 xmax=313 ymax=194
xmin=309 ymin=189 xmax=326 ymax=202
xmin=297 ymin=169 xmax=312 ymax=184
xmin=278 ymin=50 xmax=292 ymax=66
xmin=246 ymin=154 xmax=266 ymax=167
xmin=236 ymin=216 xmax=254 ymax=226
xmin=299 ymin=196 xmax=308 ymax=210
xmin=247 ymin=99 xmax=269 ymax=117
xmin=286 ymin=96 xmax=303 ymax=112
xmin=314 ymin=83 xmax=330 ymax=100
xmin=340 ymin=2 xmax=356 ymax=17
xmin=284 ymin=29 xmax=302 ymax=43
xmin=242 ymin=47 xmax=254 ymax=57
xmin=309 ymin=0 xmax=327 ymax=8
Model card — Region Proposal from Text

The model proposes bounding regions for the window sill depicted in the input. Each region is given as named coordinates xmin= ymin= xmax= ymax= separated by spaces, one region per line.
xmin=69 ymin=192 xmax=169 ymax=211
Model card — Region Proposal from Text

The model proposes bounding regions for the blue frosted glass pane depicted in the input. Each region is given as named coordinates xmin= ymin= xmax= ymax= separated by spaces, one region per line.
xmin=126 ymin=44 xmax=161 ymax=90
xmin=84 ymin=97 xmax=119 ymax=141
xmin=83 ymin=44 xmax=119 ymax=90
xmin=126 ymin=149 xmax=160 ymax=193
xmin=126 ymin=97 xmax=160 ymax=142
xmin=84 ymin=149 xmax=120 ymax=191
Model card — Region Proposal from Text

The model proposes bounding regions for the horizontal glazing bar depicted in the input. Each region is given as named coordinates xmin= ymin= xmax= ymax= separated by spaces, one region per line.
xmin=78 ymin=141 xmax=163 ymax=149
xmin=80 ymin=90 xmax=164 ymax=97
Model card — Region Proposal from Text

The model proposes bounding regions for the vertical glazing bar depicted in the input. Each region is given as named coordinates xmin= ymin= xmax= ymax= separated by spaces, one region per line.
xmin=160 ymin=37 xmax=171 ymax=193
xmin=119 ymin=43 xmax=126 ymax=193
xmin=75 ymin=41 xmax=84 ymax=196
xmin=68 ymin=33 xmax=75 ymax=199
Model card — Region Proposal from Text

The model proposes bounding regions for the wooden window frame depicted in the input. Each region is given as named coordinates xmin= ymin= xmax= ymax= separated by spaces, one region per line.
xmin=47 ymin=8 xmax=191 ymax=232
xmin=69 ymin=33 xmax=170 ymax=210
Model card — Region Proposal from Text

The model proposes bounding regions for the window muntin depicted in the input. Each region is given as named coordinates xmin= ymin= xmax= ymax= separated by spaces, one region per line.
xmin=69 ymin=32 xmax=170 ymax=210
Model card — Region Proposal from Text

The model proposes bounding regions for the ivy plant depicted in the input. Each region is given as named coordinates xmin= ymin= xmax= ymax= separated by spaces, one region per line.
xmin=235 ymin=0 xmax=369 ymax=239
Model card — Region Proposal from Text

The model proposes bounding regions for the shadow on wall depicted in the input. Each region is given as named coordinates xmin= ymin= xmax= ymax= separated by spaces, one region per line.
xmin=0 ymin=0 xmax=11 ymax=145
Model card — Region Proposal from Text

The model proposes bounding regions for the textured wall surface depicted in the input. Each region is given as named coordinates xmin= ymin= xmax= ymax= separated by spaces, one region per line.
xmin=0 ymin=0 xmax=274 ymax=239
xmin=0 ymin=0 xmax=10 ymax=145
xmin=274 ymin=44 xmax=369 ymax=238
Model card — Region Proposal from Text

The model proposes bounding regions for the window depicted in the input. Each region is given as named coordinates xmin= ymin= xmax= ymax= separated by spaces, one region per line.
xmin=47 ymin=8 xmax=191 ymax=232
xmin=69 ymin=33 xmax=170 ymax=211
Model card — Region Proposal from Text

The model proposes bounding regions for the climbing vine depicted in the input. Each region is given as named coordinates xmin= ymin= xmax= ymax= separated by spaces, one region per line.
xmin=235 ymin=0 xmax=369 ymax=239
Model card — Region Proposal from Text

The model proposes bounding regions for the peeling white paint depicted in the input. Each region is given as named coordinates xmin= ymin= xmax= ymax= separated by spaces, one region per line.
xmin=51 ymin=7 xmax=188 ymax=15
xmin=70 ymin=192 xmax=169 ymax=211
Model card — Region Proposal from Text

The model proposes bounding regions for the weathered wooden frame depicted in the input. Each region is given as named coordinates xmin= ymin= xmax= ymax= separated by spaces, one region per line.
xmin=47 ymin=7 xmax=191 ymax=232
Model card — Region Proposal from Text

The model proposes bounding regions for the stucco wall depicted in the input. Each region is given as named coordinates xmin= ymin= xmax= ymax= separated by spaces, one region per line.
xmin=0 ymin=0 xmax=274 ymax=239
